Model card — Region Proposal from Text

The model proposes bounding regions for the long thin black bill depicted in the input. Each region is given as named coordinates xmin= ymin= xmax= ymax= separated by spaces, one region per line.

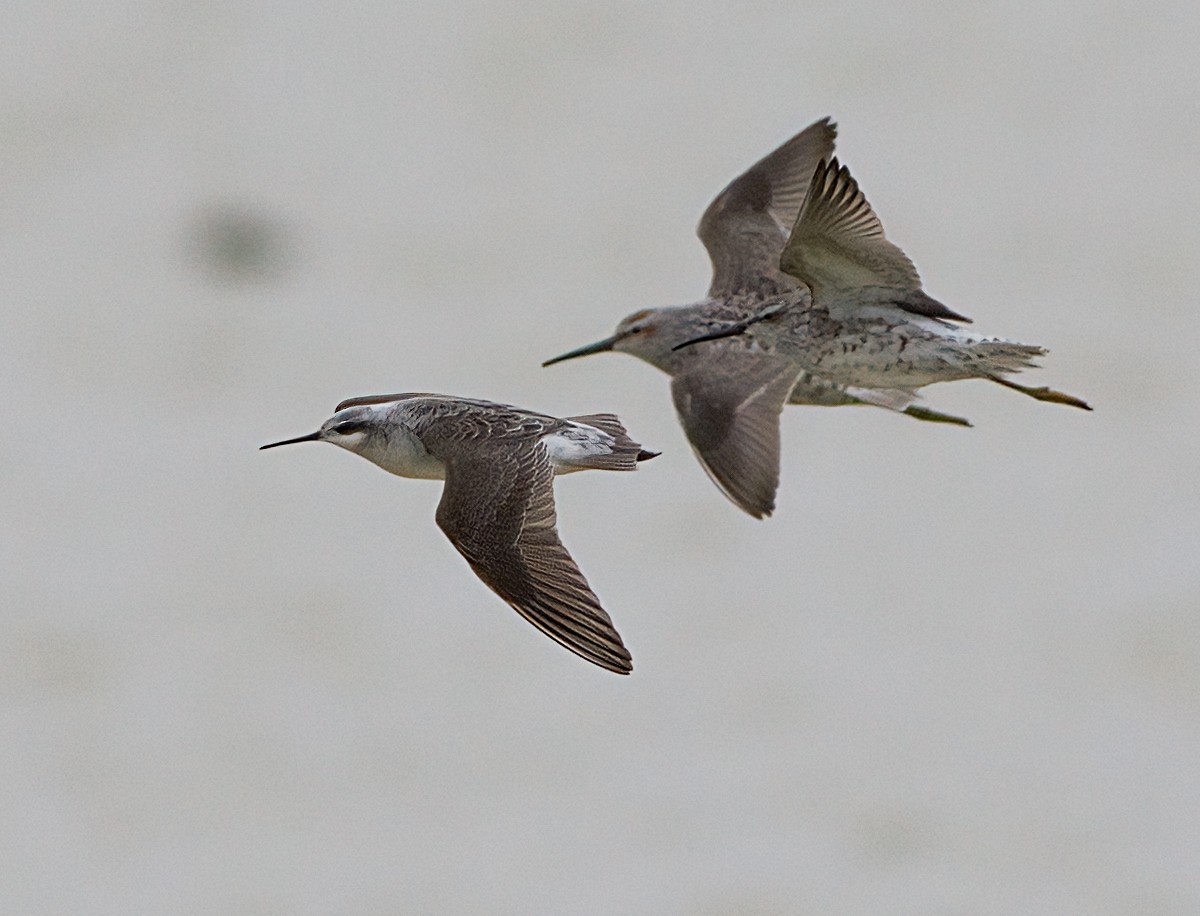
xmin=260 ymin=431 xmax=321 ymax=450
xmin=542 ymin=337 xmax=617 ymax=367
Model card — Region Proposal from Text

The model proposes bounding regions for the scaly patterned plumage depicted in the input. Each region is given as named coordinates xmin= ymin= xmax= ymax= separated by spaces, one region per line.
xmin=544 ymin=119 xmax=966 ymax=519
xmin=262 ymin=394 xmax=657 ymax=674
xmin=676 ymin=157 xmax=1092 ymax=413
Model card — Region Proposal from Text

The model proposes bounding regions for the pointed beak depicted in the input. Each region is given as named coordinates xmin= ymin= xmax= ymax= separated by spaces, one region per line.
xmin=670 ymin=323 xmax=747 ymax=351
xmin=672 ymin=301 xmax=789 ymax=351
xmin=542 ymin=336 xmax=618 ymax=367
xmin=672 ymin=300 xmax=788 ymax=352
xmin=259 ymin=431 xmax=321 ymax=450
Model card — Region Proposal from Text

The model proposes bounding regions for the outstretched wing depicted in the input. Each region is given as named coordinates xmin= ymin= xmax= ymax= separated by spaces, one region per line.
xmin=697 ymin=118 xmax=837 ymax=298
xmin=670 ymin=347 xmax=801 ymax=519
xmin=781 ymin=158 xmax=970 ymax=322
xmin=431 ymin=436 xmax=633 ymax=674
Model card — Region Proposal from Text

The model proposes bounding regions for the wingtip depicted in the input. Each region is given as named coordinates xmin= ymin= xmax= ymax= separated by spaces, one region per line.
xmin=740 ymin=501 xmax=774 ymax=520
xmin=636 ymin=450 xmax=661 ymax=462
xmin=593 ymin=646 xmax=634 ymax=675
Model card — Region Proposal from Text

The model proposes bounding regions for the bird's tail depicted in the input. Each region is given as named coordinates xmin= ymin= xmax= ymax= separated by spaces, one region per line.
xmin=969 ymin=339 xmax=1048 ymax=374
xmin=566 ymin=414 xmax=660 ymax=471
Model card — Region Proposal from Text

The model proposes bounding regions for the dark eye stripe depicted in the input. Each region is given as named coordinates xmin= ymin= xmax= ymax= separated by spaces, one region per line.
xmin=333 ymin=421 xmax=365 ymax=435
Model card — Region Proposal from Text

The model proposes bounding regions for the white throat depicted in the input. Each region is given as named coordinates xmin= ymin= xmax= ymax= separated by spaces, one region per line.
xmin=351 ymin=423 xmax=445 ymax=480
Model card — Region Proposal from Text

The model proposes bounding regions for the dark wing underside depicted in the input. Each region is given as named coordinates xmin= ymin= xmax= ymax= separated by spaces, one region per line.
xmin=670 ymin=347 xmax=801 ymax=519
xmin=430 ymin=435 xmax=633 ymax=674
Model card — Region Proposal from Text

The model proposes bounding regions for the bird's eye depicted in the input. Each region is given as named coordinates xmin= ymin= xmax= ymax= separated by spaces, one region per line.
xmin=332 ymin=421 xmax=364 ymax=435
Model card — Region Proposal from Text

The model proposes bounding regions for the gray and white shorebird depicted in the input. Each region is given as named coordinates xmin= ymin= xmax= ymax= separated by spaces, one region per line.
xmin=543 ymin=118 xmax=964 ymax=520
xmin=674 ymin=156 xmax=1092 ymax=418
xmin=261 ymin=393 xmax=658 ymax=674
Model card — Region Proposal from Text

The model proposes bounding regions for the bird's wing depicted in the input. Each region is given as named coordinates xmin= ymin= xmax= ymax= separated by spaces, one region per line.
xmin=430 ymin=434 xmax=633 ymax=674
xmin=335 ymin=393 xmax=427 ymax=411
xmin=780 ymin=157 xmax=969 ymax=322
xmin=670 ymin=347 xmax=801 ymax=519
xmin=697 ymin=118 xmax=837 ymax=298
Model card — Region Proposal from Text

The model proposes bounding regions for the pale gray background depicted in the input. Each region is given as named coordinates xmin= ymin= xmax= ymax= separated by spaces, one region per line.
xmin=3 ymin=2 xmax=1197 ymax=914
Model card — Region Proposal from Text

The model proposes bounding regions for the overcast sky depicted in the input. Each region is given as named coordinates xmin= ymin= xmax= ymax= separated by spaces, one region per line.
xmin=3 ymin=2 xmax=1198 ymax=914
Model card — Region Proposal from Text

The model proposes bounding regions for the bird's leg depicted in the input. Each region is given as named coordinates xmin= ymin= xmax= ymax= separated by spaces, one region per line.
xmin=989 ymin=376 xmax=1093 ymax=411
xmin=903 ymin=405 xmax=973 ymax=427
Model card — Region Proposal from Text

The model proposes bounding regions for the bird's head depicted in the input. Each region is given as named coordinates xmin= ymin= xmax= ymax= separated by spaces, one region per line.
xmin=543 ymin=306 xmax=703 ymax=373
xmin=260 ymin=405 xmax=382 ymax=455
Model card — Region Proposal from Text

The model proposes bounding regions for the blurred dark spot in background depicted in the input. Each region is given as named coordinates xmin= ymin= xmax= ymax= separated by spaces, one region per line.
xmin=185 ymin=204 xmax=294 ymax=284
